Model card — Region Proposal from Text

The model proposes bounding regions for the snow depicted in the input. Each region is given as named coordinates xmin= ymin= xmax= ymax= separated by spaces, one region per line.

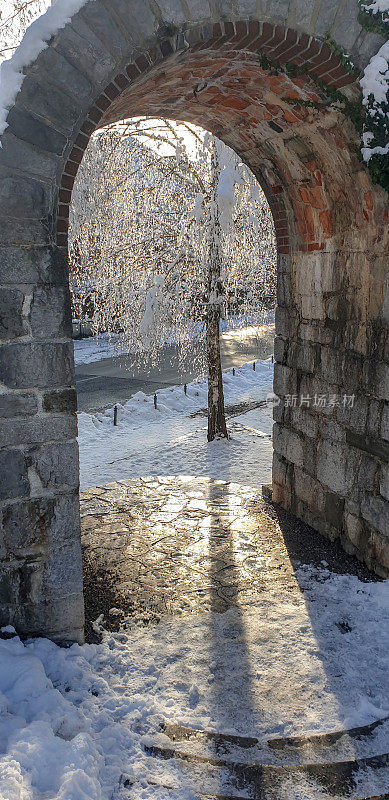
xmin=0 ymin=0 xmax=92 ymax=138
xmin=360 ymin=39 xmax=389 ymax=162
xmin=78 ymin=360 xmax=275 ymax=491
xmin=362 ymin=0 xmax=389 ymax=12
xmin=73 ymin=333 xmax=127 ymax=366
xmin=0 ymin=567 xmax=387 ymax=799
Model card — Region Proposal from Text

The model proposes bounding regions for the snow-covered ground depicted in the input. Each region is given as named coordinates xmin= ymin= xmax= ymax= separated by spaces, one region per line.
xmin=78 ymin=360 xmax=275 ymax=490
xmin=0 ymin=569 xmax=388 ymax=800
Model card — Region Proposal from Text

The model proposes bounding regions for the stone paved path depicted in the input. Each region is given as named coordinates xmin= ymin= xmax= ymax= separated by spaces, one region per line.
xmin=80 ymin=476 xmax=374 ymax=636
xmin=79 ymin=478 xmax=388 ymax=800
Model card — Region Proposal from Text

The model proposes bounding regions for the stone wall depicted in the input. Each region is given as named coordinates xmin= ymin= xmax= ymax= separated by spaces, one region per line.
xmin=0 ymin=0 xmax=387 ymax=642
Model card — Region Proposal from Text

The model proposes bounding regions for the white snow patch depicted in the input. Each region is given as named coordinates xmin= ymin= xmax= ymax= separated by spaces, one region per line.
xmin=78 ymin=360 xmax=274 ymax=490
xmin=0 ymin=567 xmax=387 ymax=799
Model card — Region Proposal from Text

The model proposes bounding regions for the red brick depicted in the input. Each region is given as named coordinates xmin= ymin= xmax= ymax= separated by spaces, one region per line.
xmin=59 ymin=188 xmax=71 ymax=204
xmin=135 ymin=55 xmax=150 ymax=72
xmin=74 ymin=132 xmax=90 ymax=150
xmin=60 ymin=174 xmax=75 ymax=191
xmin=63 ymin=160 xmax=79 ymax=178
xmin=57 ymin=218 xmax=69 ymax=233
xmin=104 ymin=82 xmax=121 ymax=100
xmin=88 ymin=106 xmax=103 ymax=124
xmin=58 ymin=204 xmax=70 ymax=219
xmin=126 ymin=64 xmax=140 ymax=81
xmin=56 ymin=233 xmax=68 ymax=247
xmin=69 ymin=146 xmax=84 ymax=164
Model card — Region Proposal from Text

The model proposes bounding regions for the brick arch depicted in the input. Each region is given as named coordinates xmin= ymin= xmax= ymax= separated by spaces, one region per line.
xmin=0 ymin=2 xmax=387 ymax=643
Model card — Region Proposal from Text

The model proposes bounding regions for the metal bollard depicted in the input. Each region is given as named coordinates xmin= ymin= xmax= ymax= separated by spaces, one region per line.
xmin=154 ymin=394 xmax=157 ymax=410
xmin=114 ymin=405 xmax=118 ymax=426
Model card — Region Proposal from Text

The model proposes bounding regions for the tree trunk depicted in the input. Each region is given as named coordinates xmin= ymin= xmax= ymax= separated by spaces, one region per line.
xmin=207 ymin=138 xmax=228 ymax=442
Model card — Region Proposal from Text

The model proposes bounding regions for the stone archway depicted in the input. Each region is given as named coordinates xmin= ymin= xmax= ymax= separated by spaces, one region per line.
xmin=0 ymin=0 xmax=387 ymax=643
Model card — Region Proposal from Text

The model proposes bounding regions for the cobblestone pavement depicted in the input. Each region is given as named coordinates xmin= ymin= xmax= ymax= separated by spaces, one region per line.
xmin=80 ymin=476 xmax=375 ymax=639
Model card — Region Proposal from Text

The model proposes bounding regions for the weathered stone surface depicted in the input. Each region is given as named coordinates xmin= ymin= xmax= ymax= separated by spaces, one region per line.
xmin=0 ymin=343 xmax=74 ymax=390
xmin=0 ymin=393 xmax=38 ymax=418
xmin=17 ymin=74 xmax=85 ymax=136
xmin=382 ymin=404 xmax=389 ymax=441
xmin=79 ymin=0 xmax=131 ymax=61
xmin=294 ymin=467 xmax=325 ymax=512
xmin=30 ymin=287 xmax=72 ymax=340
xmin=30 ymin=46 xmax=93 ymax=103
xmin=379 ymin=463 xmax=389 ymax=502
xmin=0 ymin=450 xmax=29 ymax=501
xmin=43 ymin=388 xmax=77 ymax=414
xmin=0 ymin=288 xmax=25 ymax=339
xmin=0 ymin=415 xmax=77 ymax=448
xmin=361 ymin=494 xmax=388 ymax=537
xmin=291 ymin=407 xmax=318 ymax=439
xmin=0 ymin=133 xmax=59 ymax=181
xmin=273 ymin=363 xmax=296 ymax=397
xmin=273 ymin=423 xmax=304 ymax=467
xmin=29 ymin=441 xmax=79 ymax=491
xmin=5 ymin=106 xmax=67 ymax=156
xmin=317 ymin=440 xmax=360 ymax=496
xmin=0 ymin=246 xmax=67 ymax=286
xmin=109 ymin=0 xmax=158 ymax=39
xmin=0 ymin=172 xmax=50 ymax=219
xmin=52 ymin=13 xmax=116 ymax=86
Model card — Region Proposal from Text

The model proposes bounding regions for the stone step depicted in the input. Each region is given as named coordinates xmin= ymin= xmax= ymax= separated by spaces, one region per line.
xmin=142 ymin=743 xmax=389 ymax=799
xmin=149 ymin=717 xmax=389 ymax=766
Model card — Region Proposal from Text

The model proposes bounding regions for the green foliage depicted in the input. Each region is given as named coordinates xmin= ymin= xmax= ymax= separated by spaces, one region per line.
xmin=324 ymin=33 xmax=355 ymax=73
xmin=358 ymin=1 xmax=389 ymax=38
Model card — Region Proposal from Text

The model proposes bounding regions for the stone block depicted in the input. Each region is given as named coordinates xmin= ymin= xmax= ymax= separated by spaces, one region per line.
xmin=314 ymin=0 xmax=342 ymax=37
xmin=31 ymin=46 xmax=93 ymax=102
xmin=361 ymin=494 xmax=388 ymax=537
xmin=0 ymin=246 xmax=68 ymax=286
xmin=5 ymin=106 xmax=67 ymax=156
xmin=0 ymin=450 xmax=29 ymax=501
xmin=0 ymin=219 xmax=52 ymax=248
xmin=275 ymin=306 xmax=290 ymax=338
xmin=324 ymin=491 xmax=345 ymax=531
xmin=344 ymin=512 xmax=363 ymax=547
xmin=0 ymin=342 xmax=74 ymax=390
xmin=0 ymin=393 xmax=38 ymax=418
xmin=345 ymin=429 xmax=389 ymax=462
xmin=298 ymin=322 xmax=334 ymax=346
xmin=320 ymin=416 xmax=345 ymax=443
xmin=294 ymin=467 xmax=325 ymax=512
xmin=0 ymin=133 xmax=58 ymax=181
xmin=273 ymin=363 xmax=296 ymax=397
xmin=43 ymin=389 xmax=77 ymax=414
xmin=332 ymin=0 xmax=361 ymax=51
xmin=17 ymin=75 xmax=84 ymax=136
xmin=53 ymin=14 xmax=116 ymax=87
xmin=30 ymin=287 xmax=72 ymax=340
xmin=0 ymin=172 xmax=50 ymax=220
xmin=277 ymin=271 xmax=291 ymax=306
xmin=290 ymin=341 xmax=316 ymax=374
xmin=357 ymin=453 xmax=379 ymax=493
xmin=379 ymin=463 xmax=389 ymax=502
xmin=29 ymin=441 xmax=79 ymax=492
xmin=0 ymin=288 xmax=25 ymax=339
xmin=273 ymin=336 xmax=287 ymax=364
xmin=0 ymin=414 xmax=77 ymax=449
xmin=79 ymin=0 xmax=131 ymax=60
xmin=381 ymin=403 xmax=389 ymax=441
xmin=291 ymin=407 xmax=318 ymax=438
xmin=364 ymin=528 xmax=389 ymax=577
xmin=102 ymin=0 xmax=157 ymax=41
xmin=273 ymin=423 xmax=304 ymax=467
xmin=272 ymin=451 xmax=287 ymax=486
xmin=319 ymin=346 xmax=343 ymax=386
xmin=317 ymin=439 xmax=360 ymax=496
